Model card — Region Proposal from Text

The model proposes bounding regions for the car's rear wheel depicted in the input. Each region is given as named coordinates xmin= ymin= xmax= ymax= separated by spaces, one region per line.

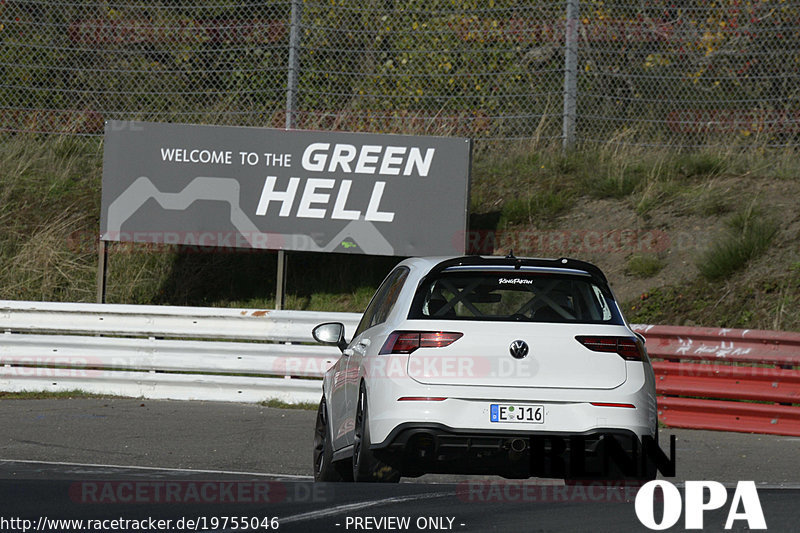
xmin=352 ymin=384 xmax=401 ymax=483
xmin=639 ymin=426 xmax=659 ymax=482
xmin=313 ymin=397 xmax=352 ymax=481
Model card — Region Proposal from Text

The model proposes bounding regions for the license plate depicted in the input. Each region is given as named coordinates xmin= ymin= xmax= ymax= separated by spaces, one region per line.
xmin=490 ymin=404 xmax=544 ymax=424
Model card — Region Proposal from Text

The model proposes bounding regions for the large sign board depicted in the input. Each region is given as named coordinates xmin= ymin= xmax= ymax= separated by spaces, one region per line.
xmin=100 ymin=121 xmax=472 ymax=256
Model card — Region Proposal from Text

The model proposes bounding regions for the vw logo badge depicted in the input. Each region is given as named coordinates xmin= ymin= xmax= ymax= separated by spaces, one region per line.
xmin=509 ymin=340 xmax=529 ymax=359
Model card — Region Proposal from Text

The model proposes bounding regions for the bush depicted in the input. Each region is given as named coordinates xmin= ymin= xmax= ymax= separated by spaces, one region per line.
xmin=626 ymin=255 xmax=665 ymax=278
xmin=696 ymin=207 xmax=778 ymax=281
xmin=498 ymin=190 xmax=572 ymax=228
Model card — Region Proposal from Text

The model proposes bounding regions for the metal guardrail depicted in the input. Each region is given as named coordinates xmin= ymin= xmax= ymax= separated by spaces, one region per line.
xmin=1 ymin=300 xmax=798 ymax=436
xmin=632 ymin=325 xmax=800 ymax=437
xmin=0 ymin=300 xmax=361 ymax=404
xmin=0 ymin=300 xmax=360 ymax=342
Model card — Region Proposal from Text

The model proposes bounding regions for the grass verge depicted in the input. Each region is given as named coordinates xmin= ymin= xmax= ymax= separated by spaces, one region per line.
xmin=259 ymin=399 xmax=318 ymax=410
xmin=624 ymin=263 xmax=800 ymax=331
xmin=0 ymin=390 xmax=319 ymax=408
xmin=0 ymin=390 xmax=120 ymax=400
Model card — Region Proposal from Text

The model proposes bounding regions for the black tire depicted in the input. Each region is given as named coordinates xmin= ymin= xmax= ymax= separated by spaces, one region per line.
xmin=313 ymin=397 xmax=352 ymax=482
xmin=639 ymin=426 xmax=659 ymax=482
xmin=352 ymin=384 xmax=401 ymax=483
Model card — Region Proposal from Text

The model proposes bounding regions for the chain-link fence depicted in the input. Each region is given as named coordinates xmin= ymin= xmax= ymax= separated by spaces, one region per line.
xmin=1 ymin=0 xmax=798 ymax=147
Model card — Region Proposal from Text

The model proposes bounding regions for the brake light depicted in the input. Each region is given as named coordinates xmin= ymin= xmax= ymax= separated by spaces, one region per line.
xmin=398 ymin=397 xmax=448 ymax=402
xmin=379 ymin=331 xmax=463 ymax=354
xmin=590 ymin=402 xmax=636 ymax=408
xmin=575 ymin=336 xmax=645 ymax=361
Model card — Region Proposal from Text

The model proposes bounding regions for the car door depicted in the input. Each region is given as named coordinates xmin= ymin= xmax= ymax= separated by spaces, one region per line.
xmin=340 ymin=266 xmax=409 ymax=447
xmin=329 ymin=266 xmax=397 ymax=451
xmin=327 ymin=343 xmax=355 ymax=452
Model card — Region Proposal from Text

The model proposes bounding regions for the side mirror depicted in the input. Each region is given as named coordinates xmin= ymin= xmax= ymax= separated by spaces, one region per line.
xmin=312 ymin=322 xmax=348 ymax=353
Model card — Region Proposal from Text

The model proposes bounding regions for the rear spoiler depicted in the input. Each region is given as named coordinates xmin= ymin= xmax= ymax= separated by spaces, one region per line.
xmin=425 ymin=255 xmax=610 ymax=285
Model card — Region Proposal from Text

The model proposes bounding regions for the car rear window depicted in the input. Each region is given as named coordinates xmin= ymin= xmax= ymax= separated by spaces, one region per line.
xmin=407 ymin=270 xmax=623 ymax=324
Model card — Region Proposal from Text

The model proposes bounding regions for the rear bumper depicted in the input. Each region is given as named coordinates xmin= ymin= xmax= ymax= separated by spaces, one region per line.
xmin=365 ymin=361 xmax=658 ymax=446
xmin=373 ymin=423 xmax=658 ymax=479
xmin=373 ymin=423 xmax=639 ymax=450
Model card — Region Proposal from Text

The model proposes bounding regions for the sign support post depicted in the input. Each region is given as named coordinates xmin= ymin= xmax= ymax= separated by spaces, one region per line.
xmin=96 ymin=240 xmax=108 ymax=303
xmin=276 ymin=250 xmax=288 ymax=310
xmin=276 ymin=250 xmax=287 ymax=310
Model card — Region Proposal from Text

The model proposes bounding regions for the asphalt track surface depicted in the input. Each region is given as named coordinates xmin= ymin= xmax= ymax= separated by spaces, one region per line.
xmin=1 ymin=398 xmax=799 ymax=532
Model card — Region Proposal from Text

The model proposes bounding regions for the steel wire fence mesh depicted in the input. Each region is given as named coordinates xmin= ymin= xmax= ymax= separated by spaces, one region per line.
xmin=576 ymin=0 xmax=800 ymax=147
xmin=0 ymin=0 xmax=292 ymax=133
xmin=290 ymin=0 xmax=566 ymax=140
xmin=0 ymin=0 xmax=798 ymax=147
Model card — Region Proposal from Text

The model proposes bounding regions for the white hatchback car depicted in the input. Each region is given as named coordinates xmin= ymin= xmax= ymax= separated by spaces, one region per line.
xmin=312 ymin=255 xmax=658 ymax=482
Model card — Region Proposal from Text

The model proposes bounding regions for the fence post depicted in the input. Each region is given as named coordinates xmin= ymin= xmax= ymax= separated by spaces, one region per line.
xmin=285 ymin=0 xmax=301 ymax=130
xmin=278 ymin=0 xmax=302 ymax=310
xmin=562 ymin=0 xmax=579 ymax=151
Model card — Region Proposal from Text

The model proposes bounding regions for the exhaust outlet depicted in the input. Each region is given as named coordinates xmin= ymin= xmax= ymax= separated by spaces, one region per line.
xmin=508 ymin=438 xmax=528 ymax=461
xmin=414 ymin=433 xmax=436 ymax=459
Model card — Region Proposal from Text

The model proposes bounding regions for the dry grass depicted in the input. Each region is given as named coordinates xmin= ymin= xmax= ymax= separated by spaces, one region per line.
xmin=696 ymin=204 xmax=779 ymax=281
xmin=0 ymin=135 xmax=102 ymax=302
xmin=0 ymin=212 xmax=96 ymax=301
